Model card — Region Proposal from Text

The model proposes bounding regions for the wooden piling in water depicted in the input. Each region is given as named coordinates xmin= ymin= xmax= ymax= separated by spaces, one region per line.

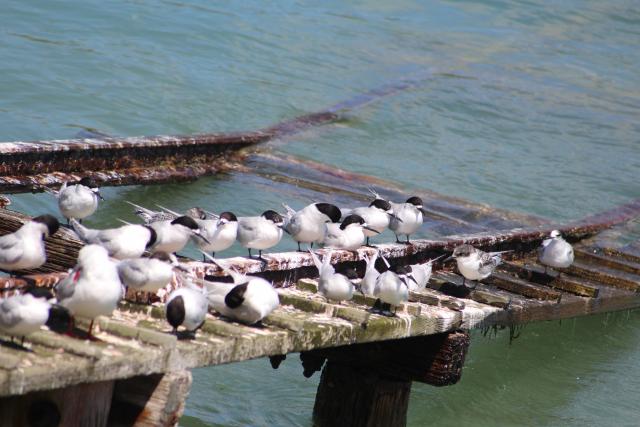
xmin=311 ymin=332 xmax=470 ymax=427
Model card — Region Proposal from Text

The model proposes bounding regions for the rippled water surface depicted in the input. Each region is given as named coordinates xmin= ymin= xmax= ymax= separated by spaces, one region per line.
xmin=2 ymin=0 xmax=640 ymax=425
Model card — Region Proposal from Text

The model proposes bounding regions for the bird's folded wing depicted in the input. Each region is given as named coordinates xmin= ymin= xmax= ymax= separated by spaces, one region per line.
xmin=0 ymin=298 xmax=22 ymax=327
xmin=0 ymin=234 xmax=24 ymax=265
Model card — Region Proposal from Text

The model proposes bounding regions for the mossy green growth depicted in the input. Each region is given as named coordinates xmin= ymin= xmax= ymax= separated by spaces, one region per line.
xmin=296 ymin=279 xmax=319 ymax=293
xmin=278 ymin=293 xmax=328 ymax=313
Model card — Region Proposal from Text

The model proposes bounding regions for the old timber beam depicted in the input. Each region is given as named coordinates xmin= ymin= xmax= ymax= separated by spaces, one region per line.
xmin=0 ymin=111 xmax=341 ymax=193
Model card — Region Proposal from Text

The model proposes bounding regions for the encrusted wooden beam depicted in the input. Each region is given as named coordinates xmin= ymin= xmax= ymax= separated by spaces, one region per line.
xmin=0 ymin=71 xmax=432 ymax=194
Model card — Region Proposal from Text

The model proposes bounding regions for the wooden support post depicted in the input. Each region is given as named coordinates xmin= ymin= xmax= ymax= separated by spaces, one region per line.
xmin=0 ymin=380 xmax=114 ymax=427
xmin=108 ymin=370 xmax=192 ymax=427
xmin=309 ymin=331 xmax=470 ymax=427
xmin=314 ymin=362 xmax=412 ymax=427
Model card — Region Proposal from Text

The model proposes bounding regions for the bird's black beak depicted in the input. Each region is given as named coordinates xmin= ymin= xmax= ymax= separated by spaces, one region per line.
xmin=408 ymin=275 xmax=419 ymax=285
xmin=387 ymin=212 xmax=403 ymax=222
xmin=419 ymin=207 xmax=429 ymax=216
xmin=444 ymin=255 xmax=455 ymax=263
xmin=192 ymin=230 xmax=211 ymax=244
xmin=399 ymin=277 xmax=409 ymax=287
xmin=363 ymin=225 xmax=380 ymax=234
xmin=93 ymin=189 xmax=105 ymax=201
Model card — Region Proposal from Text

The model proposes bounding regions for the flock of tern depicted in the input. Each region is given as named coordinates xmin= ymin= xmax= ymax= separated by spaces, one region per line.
xmin=0 ymin=179 xmax=574 ymax=343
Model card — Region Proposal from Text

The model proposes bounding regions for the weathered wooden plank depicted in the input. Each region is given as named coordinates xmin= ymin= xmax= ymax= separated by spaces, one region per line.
xmin=575 ymin=248 xmax=640 ymax=276
xmin=500 ymin=261 xmax=601 ymax=298
xmin=567 ymin=261 xmax=640 ymax=292
xmin=484 ymin=271 xmax=563 ymax=301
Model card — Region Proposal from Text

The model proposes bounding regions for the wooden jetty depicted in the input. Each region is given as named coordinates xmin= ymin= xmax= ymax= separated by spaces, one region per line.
xmin=1 ymin=197 xmax=640 ymax=426
xmin=1 ymin=115 xmax=640 ymax=425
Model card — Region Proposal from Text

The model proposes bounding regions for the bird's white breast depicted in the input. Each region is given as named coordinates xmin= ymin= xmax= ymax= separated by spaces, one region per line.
xmin=375 ymin=272 xmax=408 ymax=306
xmin=390 ymin=204 xmax=423 ymax=236
xmin=58 ymin=185 xmax=98 ymax=219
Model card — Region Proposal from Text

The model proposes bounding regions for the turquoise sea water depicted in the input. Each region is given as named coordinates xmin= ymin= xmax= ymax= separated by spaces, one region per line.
xmin=2 ymin=0 xmax=640 ymax=425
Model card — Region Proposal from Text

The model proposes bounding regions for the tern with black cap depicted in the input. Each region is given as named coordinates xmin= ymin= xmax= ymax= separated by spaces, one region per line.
xmin=322 ymin=214 xmax=379 ymax=252
xmin=283 ymin=202 xmax=342 ymax=251
xmin=236 ymin=210 xmax=285 ymax=259
xmin=389 ymin=196 xmax=428 ymax=244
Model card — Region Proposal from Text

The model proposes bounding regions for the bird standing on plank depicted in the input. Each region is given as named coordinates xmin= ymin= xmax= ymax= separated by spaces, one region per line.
xmin=309 ymin=250 xmax=354 ymax=303
xmin=407 ymin=255 xmax=444 ymax=291
xmin=165 ymin=277 xmax=208 ymax=336
xmin=374 ymin=264 xmax=416 ymax=315
xmin=53 ymin=177 xmax=103 ymax=223
xmin=0 ymin=292 xmax=51 ymax=344
xmin=360 ymin=250 xmax=390 ymax=297
xmin=283 ymin=202 xmax=342 ymax=251
xmin=236 ymin=210 xmax=285 ymax=260
xmin=193 ymin=211 xmax=238 ymax=260
xmin=389 ymin=196 xmax=428 ymax=244
xmin=117 ymin=252 xmax=181 ymax=293
xmin=148 ymin=216 xmax=210 ymax=255
xmin=538 ymin=230 xmax=574 ymax=273
xmin=446 ymin=244 xmax=507 ymax=287
xmin=322 ymin=214 xmax=379 ymax=252
xmin=342 ymin=189 xmax=402 ymax=246
xmin=54 ymin=245 xmax=123 ymax=339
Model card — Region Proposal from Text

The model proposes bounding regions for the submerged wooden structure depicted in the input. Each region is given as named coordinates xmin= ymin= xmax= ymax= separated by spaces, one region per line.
xmin=1 ymin=106 xmax=640 ymax=426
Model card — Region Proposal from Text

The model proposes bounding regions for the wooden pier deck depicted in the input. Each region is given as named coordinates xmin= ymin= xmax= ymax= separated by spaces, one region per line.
xmin=1 ymin=123 xmax=640 ymax=425
xmin=1 ymin=196 xmax=640 ymax=423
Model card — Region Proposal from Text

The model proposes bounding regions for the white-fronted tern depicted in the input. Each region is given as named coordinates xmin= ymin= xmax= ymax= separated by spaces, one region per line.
xmin=389 ymin=196 xmax=428 ymax=244
xmin=538 ymin=230 xmax=574 ymax=273
xmin=407 ymin=255 xmax=444 ymax=291
xmin=70 ymin=218 xmax=157 ymax=260
xmin=165 ymin=279 xmax=208 ymax=335
xmin=117 ymin=252 xmax=178 ymax=292
xmin=0 ymin=214 xmax=59 ymax=272
xmin=53 ymin=177 xmax=103 ymax=223
xmin=374 ymin=265 xmax=415 ymax=314
xmin=0 ymin=293 xmax=51 ymax=342
xmin=54 ymin=244 xmax=123 ymax=338
xmin=237 ymin=210 xmax=285 ymax=259
xmin=309 ymin=250 xmax=354 ymax=302
xmin=201 ymin=255 xmax=279 ymax=325
xmin=446 ymin=244 xmax=506 ymax=287
xmin=283 ymin=203 xmax=342 ymax=251
xmin=360 ymin=250 xmax=390 ymax=297
xmin=194 ymin=211 xmax=238 ymax=259
xmin=343 ymin=190 xmax=401 ymax=246
xmin=149 ymin=216 xmax=209 ymax=254
xmin=322 ymin=214 xmax=379 ymax=252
